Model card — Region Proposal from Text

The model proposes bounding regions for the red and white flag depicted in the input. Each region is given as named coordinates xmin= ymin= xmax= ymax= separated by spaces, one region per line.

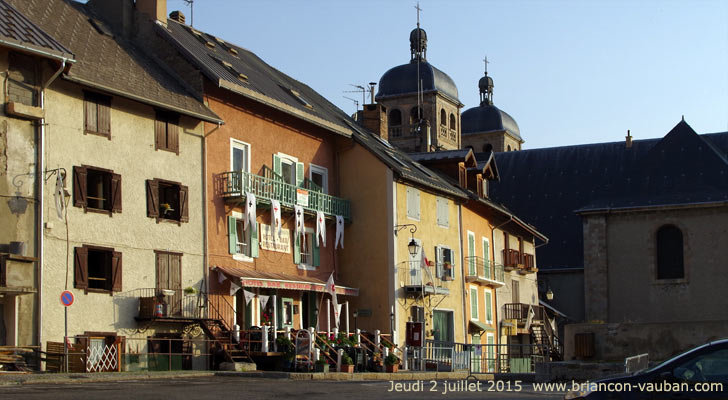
xmin=316 ymin=211 xmax=326 ymax=247
xmin=271 ymin=199 xmax=282 ymax=239
xmin=294 ymin=204 xmax=304 ymax=242
xmin=244 ymin=192 xmax=257 ymax=234
xmin=334 ymin=215 xmax=344 ymax=249
xmin=325 ymin=272 xmax=340 ymax=327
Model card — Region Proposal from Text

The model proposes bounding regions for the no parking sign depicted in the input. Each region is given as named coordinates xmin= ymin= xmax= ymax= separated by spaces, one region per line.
xmin=60 ymin=290 xmax=74 ymax=307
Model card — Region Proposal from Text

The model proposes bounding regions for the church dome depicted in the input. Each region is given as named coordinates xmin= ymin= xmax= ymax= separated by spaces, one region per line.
xmin=462 ymin=104 xmax=521 ymax=141
xmin=376 ymin=61 xmax=460 ymax=103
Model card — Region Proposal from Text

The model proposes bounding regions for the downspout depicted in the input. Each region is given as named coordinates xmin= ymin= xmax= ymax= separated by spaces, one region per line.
xmin=458 ymin=202 xmax=466 ymax=343
xmin=38 ymin=58 xmax=68 ymax=352
xmin=203 ymin=121 xmax=221 ymax=312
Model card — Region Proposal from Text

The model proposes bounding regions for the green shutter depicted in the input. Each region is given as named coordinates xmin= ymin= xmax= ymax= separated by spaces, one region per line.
xmin=273 ymin=154 xmax=282 ymax=177
xmin=471 ymin=288 xmax=478 ymax=320
xmin=483 ymin=239 xmax=491 ymax=278
xmin=485 ymin=291 xmax=492 ymax=322
xmin=293 ymin=234 xmax=301 ymax=264
xmin=228 ymin=216 xmax=237 ymax=254
xmin=250 ymin=222 xmax=259 ymax=258
xmin=296 ymin=162 xmax=304 ymax=187
xmin=468 ymin=234 xmax=476 ymax=275
xmin=312 ymin=237 xmax=320 ymax=266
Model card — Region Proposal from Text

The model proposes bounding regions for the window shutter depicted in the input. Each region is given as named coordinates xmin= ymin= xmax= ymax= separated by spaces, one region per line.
xmin=435 ymin=246 xmax=442 ymax=278
xmin=73 ymin=166 xmax=87 ymax=208
xmin=293 ymin=234 xmax=301 ymax=264
xmin=170 ymin=254 xmax=181 ymax=290
xmin=156 ymin=252 xmax=169 ymax=286
xmin=98 ymin=96 xmax=111 ymax=136
xmin=228 ymin=216 xmax=237 ymax=254
xmin=471 ymin=288 xmax=478 ymax=320
xmin=273 ymin=155 xmax=282 ymax=178
xmin=179 ymin=185 xmax=189 ymax=222
xmin=415 ymin=190 xmax=420 ymax=219
xmin=483 ymin=240 xmax=490 ymax=278
xmin=296 ymin=162 xmax=304 ymax=187
xmin=84 ymin=95 xmax=96 ymax=132
xmin=111 ymin=251 xmax=122 ymax=292
xmin=74 ymin=246 xmax=88 ymax=290
xmin=249 ymin=223 xmax=259 ymax=258
xmin=154 ymin=118 xmax=165 ymax=150
xmin=110 ymin=173 xmax=122 ymax=213
xmin=485 ymin=291 xmax=492 ymax=322
xmin=169 ymin=117 xmax=179 ymax=154
xmin=146 ymin=179 xmax=159 ymax=218
xmin=312 ymin=237 xmax=320 ymax=267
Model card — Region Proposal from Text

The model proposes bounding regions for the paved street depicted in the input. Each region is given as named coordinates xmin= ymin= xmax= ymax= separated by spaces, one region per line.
xmin=0 ymin=377 xmax=566 ymax=399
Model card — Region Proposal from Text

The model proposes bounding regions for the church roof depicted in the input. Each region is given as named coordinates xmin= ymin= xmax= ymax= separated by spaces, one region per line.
xmin=486 ymin=120 xmax=728 ymax=270
xmin=462 ymin=103 xmax=522 ymax=141
xmin=376 ymin=60 xmax=460 ymax=105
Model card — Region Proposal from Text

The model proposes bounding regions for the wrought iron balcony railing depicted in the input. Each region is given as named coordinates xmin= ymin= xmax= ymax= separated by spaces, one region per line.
xmin=464 ymin=256 xmax=505 ymax=286
xmin=220 ymin=170 xmax=351 ymax=221
xmin=397 ymin=261 xmax=451 ymax=296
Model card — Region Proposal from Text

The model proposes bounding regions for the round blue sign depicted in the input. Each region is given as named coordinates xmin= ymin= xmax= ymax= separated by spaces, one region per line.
xmin=60 ymin=290 xmax=74 ymax=307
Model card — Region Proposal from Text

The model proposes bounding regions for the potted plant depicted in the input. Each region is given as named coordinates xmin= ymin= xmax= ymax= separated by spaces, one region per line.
xmin=340 ymin=353 xmax=354 ymax=373
xmin=160 ymin=203 xmax=173 ymax=215
xmin=315 ymin=359 xmax=329 ymax=373
xmin=183 ymin=286 xmax=197 ymax=295
xmin=384 ymin=353 xmax=399 ymax=373
xmin=443 ymin=261 xmax=452 ymax=270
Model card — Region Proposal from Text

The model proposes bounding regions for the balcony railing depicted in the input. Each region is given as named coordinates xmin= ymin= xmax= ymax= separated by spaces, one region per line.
xmin=503 ymin=303 xmax=545 ymax=325
xmin=397 ymin=261 xmax=450 ymax=296
xmin=135 ymin=288 xmax=205 ymax=320
xmin=389 ymin=126 xmax=402 ymax=137
xmin=501 ymin=250 xmax=537 ymax=273
xmin=220 ymin=170 xmax=351 ymax=221
xmin=464 ymin=256 xmax=505 ymax=286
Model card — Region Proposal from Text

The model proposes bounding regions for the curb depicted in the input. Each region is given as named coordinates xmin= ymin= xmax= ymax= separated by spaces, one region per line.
xmin=0 ymin=371 xmax=215 ymax=387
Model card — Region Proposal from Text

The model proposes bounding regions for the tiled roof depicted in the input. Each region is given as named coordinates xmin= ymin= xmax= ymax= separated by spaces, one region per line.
xmin=159 ymin=19 xmax=352 ymax=136
xmin=6 ymin=0 xmax=220 ymax=123
xmin=0 ymin=0 xmax=73 ymax=60
xmin=487 ymin=120 xmax=728 ymax=270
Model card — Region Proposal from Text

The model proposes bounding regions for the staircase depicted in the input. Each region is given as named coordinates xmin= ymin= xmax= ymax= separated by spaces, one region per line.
xmin=200 ymin=294 xmax=253 ymax=365
xmin=530 ymin=322 xmax=562 ymax=361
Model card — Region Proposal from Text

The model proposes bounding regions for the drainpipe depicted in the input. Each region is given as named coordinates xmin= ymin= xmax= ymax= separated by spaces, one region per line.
xmin=203 ymin=121 xmax=221 ymax=312
xmin=458 ymin=203 xmax=466 ymax=344
xmin=38 ymin=58 xmax=69 ymax=353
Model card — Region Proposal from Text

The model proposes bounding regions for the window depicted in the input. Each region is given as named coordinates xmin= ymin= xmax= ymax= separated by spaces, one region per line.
xmin=281 ymin=298 xmax=294 ymax=328
xmin=295 ymin=228 xmax=319 ymax=269
xmin=146 ymin=179 xmax=189 ymax=223
xmin=84 ymin=92 xmax=111 ymax=137
xmin=155 ymin=251 xmax=182 ymax=316
xmin=673 ymin=348 xmax=728 ymax=384
xmin=7 ymin=52 xmax=38 ymax=106
xmin=74 ymin=245 xmax=122 ymax=293
xmin=482 ymin=237 xmax=491 ymax=278
xmin=440 ymin=109 xmax=446 ymax=126
xmin=389 ymin=109 xmax=402 ymax=126
xmin=154 ymin=111 xmax=179 ymax=154
xmin=406 ymin=187 xmax=420 ymax=220
xmin=449 ymin=113 xmax=456 ymax=130
xmin=485 ymin=290 xmax=493 ymax=323
xmin=656 ymin=225 xmax=684 ymax=280
xmin=512 ymin=280 xmax=520 ymax=303
xmin=507 ymin=145 xmax=512 ymax=152
xmin=483 ymin=143 xmax=493 ymax=153
xmin=273 ymin=153 xmax=303 ymax=186
xmin=228 ymin=213 xmax=258 ymax=259
xmin=310 ymin=164 xmax=328 ymax=194
xmin=436 ymin=197 xmax=449 ymax=227
xmin=436 ymin=246 xmax=455 ymax=280
xmin=73 ymin=166 xmax=121 ymax=213
xmin=470 ymin=286 xmax=479 ymax=320
xmin=230 ymin=139 xmax=250 ymax=173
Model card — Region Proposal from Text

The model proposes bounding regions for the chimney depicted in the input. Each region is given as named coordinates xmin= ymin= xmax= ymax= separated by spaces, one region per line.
xmin=169 ymin=10 xmax=186 ymax=24
xmin=136 ymin=0 xmax=168 ymax=25
xmin=625 ymin=129 xmax=632 ymax=149
xmin=361 ymin=103 xmax=388 ymax=141
xmin=87 ymin=0 xmax=134 ymax=37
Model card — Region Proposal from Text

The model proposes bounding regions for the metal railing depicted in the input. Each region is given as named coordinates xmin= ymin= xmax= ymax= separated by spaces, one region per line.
xmin=503 ymin=303 xmax=545 ymax=323
xmin=220 ymin=170 xmax=351 ymax=220
xmin=397 ymin=261 xmax=451 ymax=295
xmin=467 ymin=343 xmax=547 ymax=374
xmin=423 ymin=340 xmax=470 ymax=371
xmin=135 ymin=288 xmax=204 ymax=320
xmin=464 ymin=256 xmax=505 ymax=284
xmin=389 ymin=126 xmax=402 ymax=137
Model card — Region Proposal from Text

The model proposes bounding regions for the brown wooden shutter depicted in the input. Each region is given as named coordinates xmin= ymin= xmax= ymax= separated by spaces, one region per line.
xmin=74 ymin=246 xmax=88 ymax=289
xmin=155 ymin=252 xmax=169 ymax=289
xmin=110 ymin=173 xmax=122 ymax=213
xmin=170 ymin=254 xmax=181 ymax=290
xmin=154 ymin=118 xmax=165 ymax=150
xmin=73 ymin=166 xmax=87 ymax=208
xmin=111 ymin=251 xmax=122 ymax=292
xmin=84 ymin=95 xmax=96 ymax=132
xmin=146 ymin=179 xmax=159 ymax=218
xmin=169 ymin=117 xmax=179 ymax=154
xmin=98 ymin=96 xmax=111 ymax=136
xmin=179 ymin=184 xmax=189 ymax=223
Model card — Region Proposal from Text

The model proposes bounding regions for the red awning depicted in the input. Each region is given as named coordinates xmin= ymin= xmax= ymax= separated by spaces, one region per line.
xmin=213 ymin=265 xmax=359 ymax=296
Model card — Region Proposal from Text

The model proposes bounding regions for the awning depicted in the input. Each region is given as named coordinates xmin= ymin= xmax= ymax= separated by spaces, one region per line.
xmin=469 ymin=320 xmax=495 ymax=333
xmin=213 ymin=265 xmax=359 ymax=296
xmin=539 ymin=299 xmax=571 ymax=320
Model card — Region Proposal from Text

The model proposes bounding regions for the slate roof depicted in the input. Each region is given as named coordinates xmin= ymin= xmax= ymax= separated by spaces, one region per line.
xmin=487 ymin=120 xmax=728 ymax=270
xmin=0 ymin=0 xmax=73 ymax=60
xmin=409 ymin=149 xmax=475 ymax=164
xmin=462 ymin=103 xmax=521 ymax=141
xmin=158 ymin=19 xmax=352 ymax=137
xmin=6 ymin=0 xmax=220 ymax=123
xmin=376 ymin=60 xmax=461 ymax=105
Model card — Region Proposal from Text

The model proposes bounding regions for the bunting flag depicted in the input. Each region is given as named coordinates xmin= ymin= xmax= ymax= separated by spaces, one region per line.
xmin=334 ymin=215 xmax=344 ymax=249
xmin=420 ymin=246 xmax=429 ymax=269
xmin=218 ymin=269 xmax=226 ymax=284
xmin=243 ymin=289 xmax=255 ymax=305
xmin=325 ymin=273 xmax=338 ymax=327
xmin=316 ymin=211 xmax=326 ymax=247
xmin=525 ymin=305 xmax=536 ymax=331
xmin=294 ymin=204 xmax=304 ymax=242
xmin=229 ymin=280 xmax=241 ymax=296
xmin=259 ymin=294 xmax=270 ymax=310
xmin=271 ymin=199 xmax=282 ymax=239
xmin=335 ymin=303 xmax=342 ymax=328
xmin=54 ymin=173 xmax=65 ymax=220
xmin=245 ymin=192 xmax=257 ymax=234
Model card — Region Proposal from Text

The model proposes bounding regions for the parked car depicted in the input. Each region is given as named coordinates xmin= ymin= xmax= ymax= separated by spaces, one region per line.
xmin=565 ymin=339 xmax=728 ymax=399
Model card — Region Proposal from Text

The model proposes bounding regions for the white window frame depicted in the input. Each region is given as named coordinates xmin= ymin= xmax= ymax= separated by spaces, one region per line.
xmin=469 ymin=285 xmax=479 ymax=321
xmin=309 ymin=163 xmax=328 ymax=194
xmin=481 ymin=236 xmax=490 ymax=279
xmin=230 ymin=138 xmax=251 ymax=173
xmin=277 ymin=152 xmax=298 ymax=185
xmin=297 ymin=227 xmax=316 ymax=271
xmin=231 ymin=210 xmax=253 ymax=262
xmin=484 ymin=289 xmax=493 ymax=324
xmin=437 ymin=245 xmax=455 ymax=280
xmin=406 ymin=187 xmax=420 ymax=221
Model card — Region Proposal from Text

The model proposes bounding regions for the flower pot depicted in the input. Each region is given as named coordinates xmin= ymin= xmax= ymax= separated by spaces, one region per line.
xmin=315 ymin=363 xmax=329 ymax=373
xmin=386 ymin=364 xmax=398 ymax=373
xmin=341 ymin=364 xmax=354 ymax=373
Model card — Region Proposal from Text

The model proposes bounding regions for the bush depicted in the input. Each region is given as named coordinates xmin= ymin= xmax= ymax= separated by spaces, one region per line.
xmin=384 ymin=353 xmax=399 ymax=366
xmin=341 ymin=353 xmax=353 ymax=365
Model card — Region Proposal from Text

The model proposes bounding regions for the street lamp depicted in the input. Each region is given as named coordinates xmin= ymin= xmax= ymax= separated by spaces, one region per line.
xmin=546 ymin=287 xmax=554 ymax=301
xmin=407 ymin=238 xmax=419 ymax=257
xmin=394 ymin=224 xmax=419 ymax=256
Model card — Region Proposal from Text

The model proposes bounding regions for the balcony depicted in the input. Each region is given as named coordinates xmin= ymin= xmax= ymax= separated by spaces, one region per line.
xmin=397 ymin=261 xmax=450 ymax=296
xmin=464 ymin=256 xmax=505 ymax=287
xmin=389 ymin=126 xmax=402 ymax=137
xmin=134 ymin=288 xmax=206 ymax=322
xmin=504 ymin=303 xmax=545 ymax=326
xmin=501 ymin=250 xmax=537 ymax=274
xmin=220 ymin=170 xmax=351 ymax=221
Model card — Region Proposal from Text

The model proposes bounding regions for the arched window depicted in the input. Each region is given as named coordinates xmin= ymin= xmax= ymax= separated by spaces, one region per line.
xmin=507 ymin=145 xmax=511 ymax=152
xmin=449 ymin=113 xmax=456 ymax=130
xmin=440 ymin=109 xmax=446 ymax=126
xmin=483 ymin=143 xmax=493 ymax=153
xmin=389 ymin=109 xmax=402 ymax=126
xmin=410 ymin=107 xmax=423 ymax=125
xmin=656 ymin=225 xmax=684 ymax=279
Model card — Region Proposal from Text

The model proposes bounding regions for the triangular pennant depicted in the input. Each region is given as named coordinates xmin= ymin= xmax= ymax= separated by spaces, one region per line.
xmin=259 ymin=294 xmax=270 ymax=310
xmin=229 ymin=280 xmax=241 ymax=296
xmin=218 ymin=269 xmax=226 ymax=284
xmin=243 ymin=289 xmax=255 ymax=306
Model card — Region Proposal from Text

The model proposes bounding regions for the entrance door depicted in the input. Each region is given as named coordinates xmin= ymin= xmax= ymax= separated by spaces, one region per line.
xmin=301 ymin=292 xmax=318 ymax=330
xmin=156 ymin=252 xmax=182 ymax=316
xmin=432 ymin=310 xmax=454 ymax=343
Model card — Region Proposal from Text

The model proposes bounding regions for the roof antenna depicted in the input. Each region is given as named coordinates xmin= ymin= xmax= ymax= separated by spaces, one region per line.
xmin=344 ymin=84 xmax=366 ymax=107
xmin=182 ymin=0 xmax=194 ymax=26
xmin=343 ymin=96 xmax=359 ymax=114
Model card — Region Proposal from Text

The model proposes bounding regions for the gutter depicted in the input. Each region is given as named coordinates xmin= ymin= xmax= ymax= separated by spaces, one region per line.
xmin=575 ymin=200 xmax=728 ymax=215
xmin=0 ymin=39 xmax=75 ymax=65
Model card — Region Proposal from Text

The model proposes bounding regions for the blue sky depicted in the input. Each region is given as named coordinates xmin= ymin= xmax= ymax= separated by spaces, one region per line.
xmin=166 ymin=0 xmax=728 ymax=149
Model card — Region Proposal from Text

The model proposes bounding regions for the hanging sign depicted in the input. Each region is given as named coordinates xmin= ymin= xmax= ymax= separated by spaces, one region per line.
xmin=296 ymin=189 xmax=309 ymax=207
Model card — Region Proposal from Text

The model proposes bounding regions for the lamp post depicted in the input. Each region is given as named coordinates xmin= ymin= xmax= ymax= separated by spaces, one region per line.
xmin=394 ymin=224 xmax=419 ymax=256
xmin=546 ymin=287 xmax=554 ymax=301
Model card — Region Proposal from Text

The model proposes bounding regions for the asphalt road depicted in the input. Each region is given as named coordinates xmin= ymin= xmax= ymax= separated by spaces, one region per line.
xmin=0 ymin=377 xmax=566 ymax=399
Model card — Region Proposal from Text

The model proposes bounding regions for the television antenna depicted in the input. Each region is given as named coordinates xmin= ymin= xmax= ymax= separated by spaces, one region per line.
xmin=343 ymin=96 xmax=359 ymax=113
xmin=182 ymin=0 xmax=194 ymax=26
xmin=344 ymin=84 xmax=366 ymax=106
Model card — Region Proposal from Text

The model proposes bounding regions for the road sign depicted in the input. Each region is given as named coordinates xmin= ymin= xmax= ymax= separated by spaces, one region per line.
xmin=60 ymin=290 xmax=74 ymax=307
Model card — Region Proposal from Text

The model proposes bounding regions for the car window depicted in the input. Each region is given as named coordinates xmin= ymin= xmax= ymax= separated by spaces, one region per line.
xmin=673 ymin=349 xmax=728 ymax=384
